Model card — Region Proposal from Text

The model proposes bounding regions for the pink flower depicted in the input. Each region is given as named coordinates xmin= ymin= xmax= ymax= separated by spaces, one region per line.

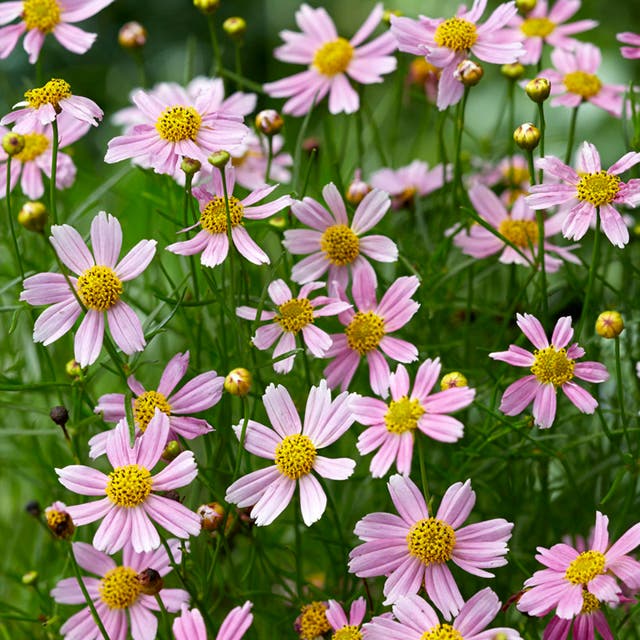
xmin=618 ymin=32 xmax=640 ymax=60
xmin=490 ymin=313 xmax=609 ymax=429
xmin=56 ymin=410 xmax=201 ymax=553
xmin=0 ymin=0 xmax=115 ymax=63
xmin=230 ymin=132 xmax=292 ymax=190
xmin=526 ymin=142 xmax=640 ymax=248
xmin=543 ymin=604 xmax=614 ymax=640
xmin=323 ymin=268 xmax=419 ymax=398
xmin=51 ymin=539 xmax=188 ymax=640
xmin=352 ymin=359 xmax=475 ymax=477
xmin=225 ymin=381 xmax=357 ymax=527
xmin=264 ymin=3 xmax=396 ymax=116
xmin=283 ymin=183 xmax=397 ymax=289
xmin=166 ymin=165 xmax=291 ymax=267
xmin=364 ymin=589 xmax=522 ymax=639
xmin=518 ymin=511 xmax=640 ymax=620
xmin=89 ymin=351 xmax=224 ymax=458
xmin=391 ymin=0 xmax=523 ymax=110
xmin=20 ymin=211 xmax=156 ymax=367
xmin=349 ymin=474 xmax=513 ymax=618
xmin=236 ymin=279 xmax=351 ymax=374
xmin=326 ymin=597 xmax=366 ymax=636
xmin=470 ymin=154 xmax=531 ymax=202
xmin=173 ymin=602 xmax=254 ymax=640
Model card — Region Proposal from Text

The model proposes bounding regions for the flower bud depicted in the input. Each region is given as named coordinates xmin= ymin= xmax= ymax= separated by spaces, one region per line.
xmin=255 ymin=109 xmax=284 ymax=136
xmin=2 ymin=132 xmax=25 ymax=156
xmin=198 ymin=502 xmax=225 ymax=531
xmin=516 ymin=0 xmax=537 ymax=14
xmin=137 ymin=568 xmax=164 ymax=595
xmin=302 ymin=137 xmax=320 ymax=155
xmin=454 ymin=60 xmax=484 ymax=87
xmin=22 ymin=571 xmax=38 ymax=586
xmin=193 ymin=0 xmax=220 ymax=14
xmin=595 ymin=311 xmax=624 ymax=339
xmin=409 ymin=58 xmax=440 ymax=85
xmin=224 ymin=368 xmax=252 ymax=396
xmin=223 ymin=17 xmax=246 ymax=40
xmin=118 ymin=21 xmax=147 ymax=49
xmin=18 ymin=201 xmax=48 ymax=233
xmin=50 ymin=405 xmax=69 ymax=427
xmin=45 ymin=502 xmax=75 ymax=539
xmin=208 ymin=150 xmax=230 ymax=169
xmin=162 ymin=440 xmax=182 ymax=462
xmin=501 ymin=62 xmax=525 ymax=80
xmin=268 ymin=214 xmax=287 ymax=229
xmin=25 ymin=500 xmax=41 ymax=517
xmin=181 ymin=156 xmax=201 ymax=176
xmin=513 ymin=123 xmax=540 ymax=151
xmin=440 ymin=372 xmax=468 ymax=391
xmin=346 ymin=169 xmax=371 ymax=205
xmin=383 ymin=9 xmax=402 ymax=25
xmin=525 ymin=77 xmax=551 ymax=103
xmin=65 ymin=359 xmax=83 ymax=378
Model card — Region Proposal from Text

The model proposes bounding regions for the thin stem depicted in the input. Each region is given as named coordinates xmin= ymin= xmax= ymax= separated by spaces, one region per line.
xmin=564 ymin=106 xmax=580 ymax=164
xmin=220 ymin=166 xmax=238 ymax=332
xmin=265 ymin=136 xmax=274 ymax=184
xmin=50 ymin=117 xmax=59 ymax=225
xmin=6 ymin=158 xmax=25 ymax=280
xmin=536 ymin=102 xmax=546 ymax=183
xmin=154 ymin=594 xmax=172 ymax=640
xmin=294 ymin=491 xmax=303 ymax=600
xmin=536 ymin=209 xmax=548 ymax=323
xmin=576 ymin=209 xmax=601 ymax=340
xmin=182 ymin=173 xmax=200 ymax=301
xmin=416 ymin=435 xmax=431 ymax=505
xmin=234 ymin=42 xmax=243 ymax=89
xmin=208 ymin=15 xmax=222 ymax=77
xmin=452 ymin=88 xmax=470 ymax=212
xmin=615 ymin=336 xmax=631 ymax=450
xmin=231 ymin=396 xmax=250 ymax=482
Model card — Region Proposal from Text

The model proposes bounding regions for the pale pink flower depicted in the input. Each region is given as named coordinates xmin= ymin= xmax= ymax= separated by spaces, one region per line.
xmin=20 ymin=211 xmax=156 ymax=367
xmin=618 ymin=32 xmax=640 ymax=60
xmin=173 ymin=602 xmax=254 ymax=640
xmin=225 ymin=381 xmax=357 ymax=527
xmin=470 ymin=154 xmax=531 ymax=203
xmin=283 ymin=183 xmax=397 ymax=289
xmin=51 ymin=539 xmax=188 ymax=640
xmin=230 ymin=132 xmax=292 ymax=190
xmin=0 ymin=0 xmax=115 ymax=63
xmin=543 ymin=605 xmax=614 ymax=640
xmin=236 ymin=279 xmax=351 ymax=374
xmin=264 ymin=3 xmax=396 ymax=116
xmin=353 ymin=359 xmax=475 ymax=477
xmin=327 ymin=597 xmax=366 ymax=636
xmin=89 ymin=351 xmax=224 ymax=458
xmin=526 ymin=142 xmax=640 ymax=248
xmin=56 ymin=410 xmax=201 ymax=553
xmin=490 ymin=313 xmax=609 ymax=429
xmin=349 ymin=474 xmax=513 ymax=618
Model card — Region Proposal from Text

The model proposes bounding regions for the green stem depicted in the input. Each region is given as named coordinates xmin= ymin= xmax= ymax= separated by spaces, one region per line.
xmin=208 ymin=15 xmax=222 ymax=77
xmin=234 ymin=43 xmax=243 ymax=89
xmin=536 ymin=102 xmax=546 ymax=183
xmin=416 ymin=435 xmax=431 ymax=505
xmin=564 ymin=106 xmax=580 ymax=164
xmin=182 ymin=173 xmax=200 ymax=301
xmin=265 ymin=136 xmax=274 ymax=184
xmin=615 ymin=336 xmax=631 ymax=450
xmin=576 ymin=208 xmax=600 ymax=340
xmin=50 ymin=117 xmax=59 ymax=225
xmin=154 ymin=594 xmax=172 ymax=640
xmin=220 ymin=166 xmax=238 ymax=344
xmin=294 ymin=491 xmax=303 ymax=600
xmin=231 ymin=396 xmax=250 ymax=482
xmin=452 ymin=88 xmax=470 ymax=212
xmin=6 ymin=158 xmax=25 ymax=280
xmin=536 ymin=209 xmax=548 ymax=323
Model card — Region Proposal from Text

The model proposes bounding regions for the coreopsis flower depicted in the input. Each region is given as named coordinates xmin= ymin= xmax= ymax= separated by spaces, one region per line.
xmin=327 ymin=598 xmax=366 ymax=639
xmin=0 ymin=0 xmax=115 ymax=63
xmin=236 ymin=279 xmax=351 ymax=374
xmin=20 ymin=211 xmax=156 ymax=367
xmin=173 ymin=602 xmax=254 ymax=640
xmin=51 ymin=539 xmax=188 ymax=640
xmin=391 ymin=1 xmax=524 ymax=110
xmin=526 ymin=142 xmax=640 ymax=248
xmin=283 ymin=183 xmax=397 ymax=289
xmin=407 ymin=56 xmax=441 ymax=103
xmin=518 ymin=511 xmax=640 ymax=620
xmin=543 ymin=597 xmax=614 ymax=640
xmin=45 ymin=500 xmax=75 ymax=539
xmin=452 ymin=185 xmax=579 ymax=272
xmin=471 ymin=154 xmax=530 ymax=203
xmin=264 ymin=3 xmax=396 ymax=116
xmin=231 ymin=132 xmax=292 ymax=190
xmin=490 ymin=314 xmax=609 ymax=429
xmin=324 ymin=268 xmax=419 ymax=398
xmin=353 ymin=359 xmax=475 ymax=477
xmin=56 ymin=410 xmax=201 ymax=553
xmin=349 ymin=474 xmax=513 ymax=618
xmin=618 ymin=32 xmax=640 ymax=60
xmin=89 ymin=351 xmax=224 ymax=458
xmin=225 ymin=381 xmax=357 ymax=527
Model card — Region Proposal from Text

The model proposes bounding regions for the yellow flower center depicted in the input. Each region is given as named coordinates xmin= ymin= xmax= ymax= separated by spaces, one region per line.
xmin=46 ymin=508 xmax=74 ymax=538
xmin=200 ymin=195 xmax=244 ymax=234
xmin=275 ymin=297 xmax=314 ymax=334
xmin=105 ymin=464 xmax=153 ymax=507
xmin=333 ymin=626 xmax=363 ymax=640
xmin=580 ymin=591 xmax=601 ymax=614
xmin=298 ymin=601 xmax=331 ymax=640
xmin=420 ymin=624 xmax=464 ymax=640
xmin=384 ymin=396 xmax=425 ymax=434
xmin=411 ymin=57 xmax=441 ymax=83
xmin=313 ymin=37 xmax=354 ymax=76
xmin=520 ymin=17 xmax=556 ymax=38
xmin=274 ymin=434 xmax=317 ymax=480
xmin=23 ymin=0 xmax=61 ymax=33
xmin=576 ymin=170 xmax=620 ymax=207
xmin=99 ymin=566 xmax=142 ymax=609
xmin=320 ymin=224 xmax=360 ymax=266
xmin=530 ymin=346 xmax=575 ymax=386
xmin=434 ymin=17 xmax=478 ymax=52
xmin=345 ymin=311 xmax=385 ymax=355
xmin=565 ymin=550 xmax=606 ymax=585
xmin=25 ymin=78 xmax=71 ymax=109
xmin=563 ymin=71 xmax=602 ymax=99
xmin=407 ymin=517 xmax=457 ymax=565
xmin=155 ymin=106 xmax=202 ymax=142
xmin=76 ymin=265 xmax=123 ymax=311
xmin=498 ymin=219 xmax=539 ymax=248
xmin=501 ymin=164 xmax=530 ymax=186
xmin=133 ymin=390 xmax=172 ymax=432
xmin=14 ymin=133 xmax=49 ymax=163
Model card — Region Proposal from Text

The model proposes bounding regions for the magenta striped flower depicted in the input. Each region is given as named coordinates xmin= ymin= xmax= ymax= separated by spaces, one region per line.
xmin=490 ymin=314 xmax=609 ymax=429
xmin=56 ymin=410 xmax=201 ymax=554
xmin=348 ymin=474 xmax=513 ymax=618
xmin=173 ymin=602 xmax=254 ymax=640
xmin=327 ymin=597 xmax=366 ymax=638
xmin=618 ymin=32 xmax=640 ymax=60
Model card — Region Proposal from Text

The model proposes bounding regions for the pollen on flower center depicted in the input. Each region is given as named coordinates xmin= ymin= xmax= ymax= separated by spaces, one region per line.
xmin=498 ymin=219 xmax=539 ymax=247
xmin=563 ymin=71 xmax=602 ymax=99
xmin=580 ymin=591 xmax=601 ymax=614
xmin=576 ymin=171 xmax=620 ymax=207
xmin=275 ymin=297 xmax=314 ymax=333
xmin=420 ymin=624 xmax=464 ymax=640
xmin=155 ymin=105 xmax=202 ymax=142
xmin=384 ymin=396 xmax=425 ymax=434
xmin=565 ymin=550 xmax=606 ymax=585
xmin=521 ymin=17 xmax=556 ymax=38
xmin=274 ymin=434 xmax=317 ymax=480
xmin=530 ymin=346 xmax=575 ymax=386
xmin=434 ymin=17 xmax=478 ymax=52
xmin=25 ymin=78 xmax=71 ymax=109
xmin=14 ymin=133 xmax=49 ymax=163
xmin=313 ymin=37 xmax=354 ymax=76
xmin=200 ymin=196 xmax=244 ymax=234
xmin=345 ymin=311 xmax=385 ymax=355
xmin=333 ymin=626 xmax=363 ymax=640
xmin=133 ymin=391 xmax=172 ymax=431
xmin=76 ymin=265 xmax=123 ymax=311
xmin=320 ymin=224 xmax=360 ymax=265
xmin=407 ymin=517 xmax=457 ymax=565
xmin=23 ymin=0 xmax=61 ymax=33
xmin=99 ymin=566 xmax=142 ymax=610
xmin=105 ymin=464 xmax=153 ymax=507
xmin=298 ymin=602 xmax=331 ymax=639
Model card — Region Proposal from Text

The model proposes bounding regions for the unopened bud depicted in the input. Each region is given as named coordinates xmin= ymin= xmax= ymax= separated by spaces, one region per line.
xmin=162 ymin=440 xmax=182 ymax=462
xmin=193 ymin=0 xmax=220 ymax=14
xmin=2 ymin=132 xmax=25 ymax=156
xmin=525 ymin=77 xmax=551 ymax=103
xmin=302 ymin=137 xmax=320 ymax=155
xmin=198 ymin=502 xmax=225 ymax=531
xmin=224 ymin=367 xmax=252 ymax=396
xmin=441 ymin=372 xmax=468 ymax=391
xmin=208 ymin=150 xmax=230 ymax=169
xmin=346 ymin=169 xmax=371 ymax=205
xmin=65 ymin=359 xmax=83 ymax=378
xmin=255 ymin=109 xmax=284 ymax=136
xmin=25 ymin=500 xmax=41 ymax=517
xmin=223 ymin=17 xmax=246 ymax=40
xmin=22 ymin=571 xmax=38 ymax=586
xmin=516 ymin=0 xmax=537 ymax=14
xmin=513 ymin=123 xmax=540 ymax=151
xmin=137 ymin=568 xmax=164 ymax=595
xmin=18 ymin=201 xmax=48 ymax=233
xmin=409 ymin=57 xmax=440 ymax=85
xmin=596 ymin=311 xmax=624 ymax=339
xmin=501 ymin=62 xmax=525 ymax=80
xmin=45 ymin=502 xmax=75 ymax=539
xmin=118 ymin=21 xmax=147 ymax=49
xmin=383 ymin=9 xmax=402 ymax=25
xmin=268 ymin=214 xmax=287 ymax=229
xmin=49 ymin=406 xmax=69 ymax=427
xmin=181 ymin=156 xmax=201 ymax=176
xmin=455 ymin=60 xmax=484 ymax=87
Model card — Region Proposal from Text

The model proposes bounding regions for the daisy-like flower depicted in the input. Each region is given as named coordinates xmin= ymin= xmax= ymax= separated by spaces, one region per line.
xmin=56 ymin=410 xmax=201 ymax=553
xmin=543 ymin=595 xmax=614 ymax=640
xmin=167 ymin=165 xmax=290 ymax=267
xmin=518 ymin=511 xmax=640 ymax=620
xmin=230 ymin=132 xmax=292 ymax=190
xmin=490 ymin=313 xmax=609 ymax=429
xmin=526 ymin=142 xmax=640 ymax=248
xmin=89 ymin=351 xmax=224 ymax=458
xmin=0 ymin=0 xmax=115 ymax=64
xmin=264 ymin=3 xmax=396 ymax=116
xmin=51 ymin=539 xmax=188 ymax=640
xmin=283 ymin=183 xmax=397 ymax=289
xmin=618 ymin=32 xmax=640 ymax=60
xmin=225 ymin=381 xmax=357 ymax=527
xmin=236 ymin=279 xmax=351 ymax=374
xmin=453 ymin=185 xmax=579 ymax=272
xmin=353 ymin=359 xmax=475 ymax=477
xmin=173 ymin=602 xmax=254 ymax=640
xmin=349 ymin=474 xmax=513 ymax=618
xmin=324 ymin=268 xmax=419 ymax=398
xmin=471 ymin=154 xmax=530 ymax=203
xmin=20 ymin=211 xmax=156 ymax=367
xmin=326 ymin=597 xmax=366 ymax=639
xmin=391 ymin=0 xmax=524 ymax=110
